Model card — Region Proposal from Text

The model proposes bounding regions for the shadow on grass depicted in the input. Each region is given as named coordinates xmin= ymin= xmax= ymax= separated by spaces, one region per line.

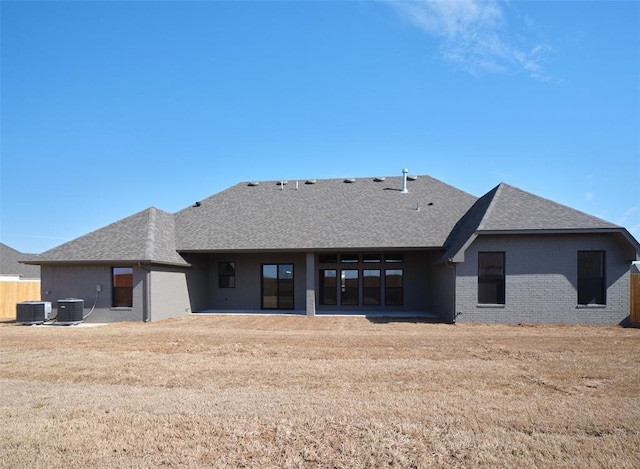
xmin=365 ymin=316 xmax=447 ymax=324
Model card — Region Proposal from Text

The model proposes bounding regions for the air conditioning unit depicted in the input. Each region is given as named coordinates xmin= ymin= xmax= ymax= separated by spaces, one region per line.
xmin=56 ymin=298 xmax=85 ymax=324
xmin=16 ymin=301 xmax=52 ymax=325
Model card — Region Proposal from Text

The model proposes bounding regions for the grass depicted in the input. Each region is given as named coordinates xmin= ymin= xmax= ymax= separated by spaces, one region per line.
xmin=1 ymin=316 xmax=639 ymax=468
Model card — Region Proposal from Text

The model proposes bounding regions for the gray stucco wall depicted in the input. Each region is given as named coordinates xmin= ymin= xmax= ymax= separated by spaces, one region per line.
xmin=149 ymin=268 xmax=191 ymax=321
xmin=40 ymin=264 xmax=144 ymax=323
xmin=454 ymin=234 xmax=632 ymax=325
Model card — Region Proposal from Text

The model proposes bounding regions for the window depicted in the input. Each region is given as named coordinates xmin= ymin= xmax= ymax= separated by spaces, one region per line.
xmin=262 ymin=264 xmax=294 ymax=310
xmin=384 ymin=253 xmax=404 ymax=263
xmin=385 ymin=269 xmax=403 ymax=306
xmin=478 ymin=252 xmax=505 ymax=304
xmin=319 ymin=254 xmax=337 ymax=264
xmin=340 ymin=270 xmax=359 ymax=305
xmin=362 ymin=253 xmax=381 ymax=263
xmin=218 ymin=262 xmax=235 ymax=288
xmin=578 ymin=251 xmax=605 ymax=305
xmin=363 ymin=270 xmax=381 ymax=305
xmin=112 ymin=267 xmax=133 ymax=307
xmin=319 ymin=269 xmax=337 ymax=305
xmin=340 ymin=253 xmax=360 ymax=263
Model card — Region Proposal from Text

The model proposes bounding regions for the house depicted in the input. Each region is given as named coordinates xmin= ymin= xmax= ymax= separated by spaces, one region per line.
xmin=1 ymin=242 xmax=40 ymax=280
xmin=1 ymin=243 xmax=41 ymax=320
xmin=24 ymin=173 xmax=640 ymax=325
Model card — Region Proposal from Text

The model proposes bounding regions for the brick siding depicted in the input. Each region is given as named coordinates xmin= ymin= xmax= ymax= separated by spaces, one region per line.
xmin=455 ymin=234 xmax=631 ymax=325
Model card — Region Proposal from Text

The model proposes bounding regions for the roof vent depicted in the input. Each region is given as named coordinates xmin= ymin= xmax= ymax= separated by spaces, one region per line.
xmin=407 ymin=175 xmax=418 ymax=181
xmin=305 ymin=179 xmax=317 ymax=185
xmin=247 ymin=181 xmax=259 ymax=186
xmin=373 ymin=177 xmax=385 ymax=182
xmin=193 ymin=201 xmax=201 ymax=207
xmin=276 ymin=181 xmax=288 ymax=186
xmin=401 ymin=168 xmax=408 ymax=193
xmin=344 ymin=178 xmax=356 ymax=183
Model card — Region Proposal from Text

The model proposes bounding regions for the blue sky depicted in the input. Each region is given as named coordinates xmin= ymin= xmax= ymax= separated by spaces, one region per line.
xmin=1 ymin=0 xmax=639 ymax=253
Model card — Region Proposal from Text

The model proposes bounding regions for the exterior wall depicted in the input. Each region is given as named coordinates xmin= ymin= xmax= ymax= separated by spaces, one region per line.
xmin=455 ymin=234 xmax=632 ymax=325
xmin=203 ymin=252 xmax=308 ymax=311
xmin=183 ymin=255 xmax=210 ymax=313
xmin=41 ymin=264 xmax=144 ymax=323
xmin=431 ymin=263 xmax=456 ymax=323
xmin=148 ymin=268 xmax=191 ymax=321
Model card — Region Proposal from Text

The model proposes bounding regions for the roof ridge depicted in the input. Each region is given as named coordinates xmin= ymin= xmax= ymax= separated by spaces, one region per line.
xmin=476 ymin=183 xmax=503 ymax=231
xmin=225 ymin=174 xmax=433 ymax=190
xmin=144 ymin=207 xmax=157 ymax=260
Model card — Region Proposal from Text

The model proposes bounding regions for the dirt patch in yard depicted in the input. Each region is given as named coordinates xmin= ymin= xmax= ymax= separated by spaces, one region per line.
xmin=1 ymin=316 xmax=639 ymax=468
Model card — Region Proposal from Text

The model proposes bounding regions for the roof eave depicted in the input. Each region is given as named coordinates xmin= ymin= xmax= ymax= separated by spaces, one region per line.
xmin=23 ymin=259 xmax=191 ymax=268
xmin=446 ymin=233 xmax=478 ymax=264
xmin=447 ymin=227 xmax=640 ymax=263
xmin=177 ymin=246 xmax=446 ymax=255
xmin=477 ymin=228 xmax=625 ymax=235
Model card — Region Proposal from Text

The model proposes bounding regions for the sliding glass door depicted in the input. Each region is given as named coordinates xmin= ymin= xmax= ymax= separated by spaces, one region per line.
xmin=262 ymin=264 xmax=294 ymax=310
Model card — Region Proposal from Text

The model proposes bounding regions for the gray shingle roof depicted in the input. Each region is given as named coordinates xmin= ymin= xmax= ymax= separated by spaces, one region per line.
xmin=28 ymin=207 xmax=189 ymax=266
xmin=478 ymin=183 xmax=620 ymax=231
xmin=174 ymin=175 xmax=478 ymax=251
xmin=443 ymin=183 xmax=632 ymax=262
xmin=440 ymin=185 xmax=499 ymax=262
xmin=0 ymin=243 xmax=40 ymax=278
xmin=24 ymin=177 xmax=639 ymax=266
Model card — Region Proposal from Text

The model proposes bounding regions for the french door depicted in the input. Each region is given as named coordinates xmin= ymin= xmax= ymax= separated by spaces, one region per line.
xmin=261 ymin=264 xmax=294 ymax=310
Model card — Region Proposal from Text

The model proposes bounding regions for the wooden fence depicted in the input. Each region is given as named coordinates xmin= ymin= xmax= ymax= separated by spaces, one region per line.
xmin=631 ymin=273 xmax=640 ymax=326
xmin=0 ymin=281 xmax=41 ymax=320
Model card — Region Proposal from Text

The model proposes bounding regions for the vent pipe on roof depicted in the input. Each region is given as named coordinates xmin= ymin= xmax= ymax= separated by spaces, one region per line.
xmin=401 ymin=168 xmax=408 ymax=193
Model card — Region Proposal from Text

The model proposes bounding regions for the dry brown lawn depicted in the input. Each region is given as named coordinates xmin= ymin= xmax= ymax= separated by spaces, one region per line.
xmin=1 ymin=316 xmax=639 ymax=468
